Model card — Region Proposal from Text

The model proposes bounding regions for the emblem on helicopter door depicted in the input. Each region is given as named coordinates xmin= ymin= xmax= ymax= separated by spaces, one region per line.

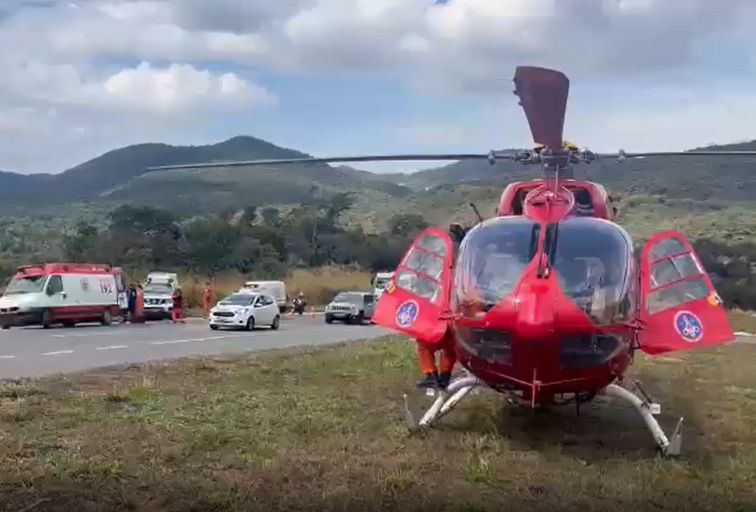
xmin=396 ymin=300 xmax=419 ymax=328
xmin=674 ymin=311 xmax=703 ymax=343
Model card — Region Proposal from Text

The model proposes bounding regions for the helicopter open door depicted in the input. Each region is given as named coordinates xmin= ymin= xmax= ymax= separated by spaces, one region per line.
xmin=638 ymin=231 xmax=735 ymax=355
xmin=373 ymin=227 xmax=454 ymax=345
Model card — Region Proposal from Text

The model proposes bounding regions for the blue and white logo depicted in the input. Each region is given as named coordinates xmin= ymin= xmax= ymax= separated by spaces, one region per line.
xmin=674 ymin=310 xmax=703 ymax=343
xmin=396 ymin=300 xmax=419 ymax=328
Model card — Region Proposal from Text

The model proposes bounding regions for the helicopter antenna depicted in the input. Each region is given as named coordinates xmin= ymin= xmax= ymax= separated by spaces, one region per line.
xmin=469 ymin=202 xmax=484 ymax=223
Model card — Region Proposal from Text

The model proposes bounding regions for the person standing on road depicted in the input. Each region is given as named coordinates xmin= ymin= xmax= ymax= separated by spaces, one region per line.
xmin=202 ymin=282 xmax=213 ymax=318
xmin=133 ymin=284 xmax=145 ymax=324
xmin=172 ymin=288 xmax=185 ymax=324
xmin=127 ymin=283 xmax=137 ymax=323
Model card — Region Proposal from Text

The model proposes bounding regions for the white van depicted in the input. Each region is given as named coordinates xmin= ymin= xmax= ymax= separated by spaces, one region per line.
xmin=0 ymin=263 xmax=120 ymax=329
xmin=239 ymin=280 xmax=287 ymax=312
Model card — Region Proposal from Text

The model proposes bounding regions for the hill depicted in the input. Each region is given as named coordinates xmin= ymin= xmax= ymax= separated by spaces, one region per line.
xmin=0 ymin=136 xmax=411 ymax=216
xmin=0 ymin=135 xmax=754 ymax=241
xmin=389 ymin=141 xmax=756 ymax=203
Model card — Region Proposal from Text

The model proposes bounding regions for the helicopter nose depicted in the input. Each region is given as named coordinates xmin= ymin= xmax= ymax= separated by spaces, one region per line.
xmin=512 ymin=283 xmax=556 ymax=340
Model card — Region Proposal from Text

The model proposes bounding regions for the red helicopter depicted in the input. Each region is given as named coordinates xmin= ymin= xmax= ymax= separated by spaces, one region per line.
xmin=148 ymin=66 xmax=756 ymax=456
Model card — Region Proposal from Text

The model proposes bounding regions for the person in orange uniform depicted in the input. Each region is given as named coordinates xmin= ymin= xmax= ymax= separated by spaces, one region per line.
xmin=202 ymin=282 xmax=213 ymax=318
xmin=171 ymin=288 xmax=186 ymax=324
xmin=414 ymin=222 xmax=471 ymax=390
xmin=133 ymin=284 xmax=145 ymax=324
xmin=416 ymin=327 xmax=457 ymax=390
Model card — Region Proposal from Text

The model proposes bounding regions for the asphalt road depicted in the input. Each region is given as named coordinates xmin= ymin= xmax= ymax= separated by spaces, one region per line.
xmin=0 ymin=317 xmax=752 ymax=381
xmin=0 ymin=316 xmax=393 ymax=380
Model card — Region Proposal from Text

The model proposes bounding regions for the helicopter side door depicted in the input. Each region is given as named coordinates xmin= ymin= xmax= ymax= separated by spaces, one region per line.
xmin=637 ymin=230 xmax=735 ymax=355
xmin=373 ymin=227 xmax=454 ymax=345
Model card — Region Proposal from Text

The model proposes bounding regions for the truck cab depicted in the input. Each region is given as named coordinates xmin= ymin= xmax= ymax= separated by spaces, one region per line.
xmin=372 ymin=271 xmax=395 ymax=301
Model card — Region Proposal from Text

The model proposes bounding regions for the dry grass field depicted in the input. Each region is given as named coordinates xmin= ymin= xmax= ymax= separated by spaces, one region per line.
xmin=168 ymin=266 xmax=373 ymax=313
xmin=0 ymin=335 xmax=755 ymax=512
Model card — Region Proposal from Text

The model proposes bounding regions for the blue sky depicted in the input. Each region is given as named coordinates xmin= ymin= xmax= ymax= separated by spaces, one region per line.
xmin=1 ymin=0 xmax=755 ymax=174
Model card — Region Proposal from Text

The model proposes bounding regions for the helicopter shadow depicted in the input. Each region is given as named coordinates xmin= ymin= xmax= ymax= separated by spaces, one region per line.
xmin=434 ymin=377 xmax=712 ymax=464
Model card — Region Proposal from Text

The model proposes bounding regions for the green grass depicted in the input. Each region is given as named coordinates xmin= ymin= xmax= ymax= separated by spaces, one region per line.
xmin=730 ymin=310 xmax=756 ymax=333
xmin=1 ymin=335 xmax=756 ymax=511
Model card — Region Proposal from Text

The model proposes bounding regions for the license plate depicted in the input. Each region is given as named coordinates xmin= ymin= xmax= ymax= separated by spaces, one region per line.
xmin=217 ymin=319 xmax=231 ymax=323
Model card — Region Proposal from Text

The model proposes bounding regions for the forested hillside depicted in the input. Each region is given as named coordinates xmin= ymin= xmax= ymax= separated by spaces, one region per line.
xmin=0 ymin=135 xmax=753 ymax=309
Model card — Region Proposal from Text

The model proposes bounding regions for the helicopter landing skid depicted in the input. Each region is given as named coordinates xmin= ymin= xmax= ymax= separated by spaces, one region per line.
xmin=604 ymin=383 xmax=683 ymax=457
xmin=403 ymin=374 xmax=485 ymax=429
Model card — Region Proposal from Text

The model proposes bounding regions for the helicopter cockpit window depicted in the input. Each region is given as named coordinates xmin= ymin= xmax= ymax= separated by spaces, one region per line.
xmin=551 ymin=218 xmax=634 ymax=325
xmin=395 ymin=233 xmax=448 ymax=305
xmin=453 ymin=217 xmax=539 ymax=314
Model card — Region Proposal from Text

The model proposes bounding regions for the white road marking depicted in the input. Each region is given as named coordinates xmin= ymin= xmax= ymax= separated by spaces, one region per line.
xmin=42 ymin=350 xmax=74 ymax=356
xmin=150 ymin=334 xmax=251 ymax=346
xmin=96 ymin=345 xmax=128 ymax=351
xmin=52 ymin=331 xmax=119 ymax=339
xmin=0 ymin=355 xmax=15 ymax=359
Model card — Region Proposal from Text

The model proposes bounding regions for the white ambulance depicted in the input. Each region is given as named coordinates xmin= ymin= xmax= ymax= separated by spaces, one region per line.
xmin=0 ymin=263 xmax=120 ymax=329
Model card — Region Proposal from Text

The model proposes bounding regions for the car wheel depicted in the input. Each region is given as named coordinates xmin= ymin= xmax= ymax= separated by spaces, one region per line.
xmin=210 ymin=324 xmax=219 ymax=331
xmin=325 ymin=314 xmax=333 ymax=324
xmin=63 ymin=321 xmax=76 ymax=328
xmin=41 ymin=310 xmax=52 ymax=329
xmin=356 ymin=312 xmax=364 ymax=325
xmin=1 ymin=325 xmax=10 ymax=330
xmin=101 ymin=310 xmax=113 ymax=326
xmin=246 ymin=316 xmax=255 ymax=331
xmin=271 ymin=315 xmax=280 ymax=330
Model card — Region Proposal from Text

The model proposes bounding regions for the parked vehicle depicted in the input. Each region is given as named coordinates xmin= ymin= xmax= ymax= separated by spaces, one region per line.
xmin=239 ymin=280 xmax=287 ymax=313
xmin=142 ymin=272 xmax=180 ymax=320
xmin=325 ymin=291 xmax=375 ymax=325
xmin=142 ymin=282 xmax=175 ymax=320
xmin=0 ymin=263 xmax=120 ymax=329
xmin=372 ymin=271 xmax=395 ymax=301
xmin=209 ymin=293 xmax=281 ymax=331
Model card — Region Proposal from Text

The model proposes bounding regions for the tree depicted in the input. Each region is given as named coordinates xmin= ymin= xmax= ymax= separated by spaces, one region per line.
xmin=241 ymin=205 xmax=258 ymax=225
xmin=260 ymin=207 xmax=281 ymax=227
xmin=63 ymin=221 xmax=100 ymax=262
xmin=106 ymin=204 xmax=182 ymax=267
xmin=184 ymin=218 xmax=242 ymax=273
xmin=388 ymin=213 xmax=428 ymax=238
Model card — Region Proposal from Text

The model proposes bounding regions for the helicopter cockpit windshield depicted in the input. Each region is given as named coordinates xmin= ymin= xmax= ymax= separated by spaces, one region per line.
xmin=550 ymin=218 xmax=635 ymax=325
xmin=453 ymin=217 xmax=539 ymax=312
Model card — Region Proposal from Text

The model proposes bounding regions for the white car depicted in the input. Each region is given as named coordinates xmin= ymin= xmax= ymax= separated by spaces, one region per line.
xmin=209 ymin=293 xmax=281 ymax=331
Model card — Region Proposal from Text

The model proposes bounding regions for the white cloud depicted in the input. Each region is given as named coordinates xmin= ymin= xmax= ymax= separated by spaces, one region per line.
xmin=0 ymin=0 xmax=755 ymax=173
xmin=102 ymin=62 xmax=274 ymax=114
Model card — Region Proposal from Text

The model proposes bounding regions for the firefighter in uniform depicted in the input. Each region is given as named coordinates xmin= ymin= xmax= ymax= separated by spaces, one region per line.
xmin=414 ymin=222 xmax=472 ymax=390
xmin=202 ymin=282 xmax=213 ymax=318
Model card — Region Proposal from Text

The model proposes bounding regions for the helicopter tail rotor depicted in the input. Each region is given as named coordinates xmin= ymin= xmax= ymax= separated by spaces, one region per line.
xmin=513 ymin=66 xmax=569 ymax=152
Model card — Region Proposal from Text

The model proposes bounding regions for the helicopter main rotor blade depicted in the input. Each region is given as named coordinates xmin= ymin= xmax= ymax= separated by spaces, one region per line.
xmin=599 ymin=150 xmax=756 ymax=159
xmin=145 ymin=152 xmax=517 ymax=171
xmin=513 ymin=66 xmax=569 ymax=151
